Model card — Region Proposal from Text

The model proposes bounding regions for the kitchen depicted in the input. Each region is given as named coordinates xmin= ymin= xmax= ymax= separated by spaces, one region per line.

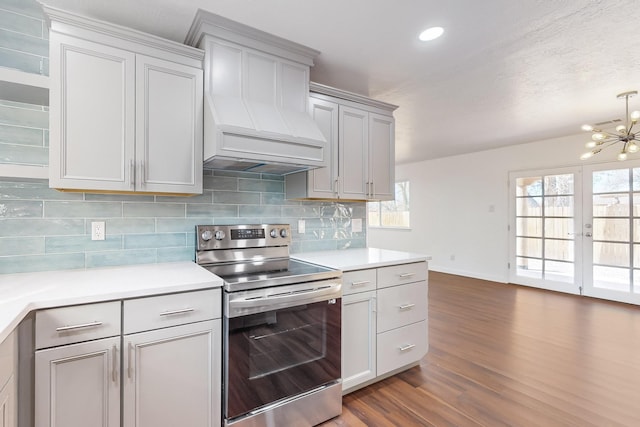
xmin=3 ymin=0 xmax=640 ymax=426
xmin=0 ymin=0 xmax=428 ymax=426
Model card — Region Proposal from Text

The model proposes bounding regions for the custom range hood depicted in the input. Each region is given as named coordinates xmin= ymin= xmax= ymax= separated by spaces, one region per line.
xmin=185 ymin=11 xmax=327 ymax=175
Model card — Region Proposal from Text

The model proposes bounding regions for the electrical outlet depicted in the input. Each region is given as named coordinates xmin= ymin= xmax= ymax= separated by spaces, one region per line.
xmin=298 ymin=219 xmax=306 ymax=234
xmin=352 ymin=218 xmax=362 ymax=233
xmin=91 ymin=221 xmax=105 ymax=241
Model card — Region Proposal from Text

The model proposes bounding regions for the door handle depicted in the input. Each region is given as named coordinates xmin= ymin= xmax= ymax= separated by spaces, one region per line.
xmin=585 ymin=232 xmax=593 ymax=237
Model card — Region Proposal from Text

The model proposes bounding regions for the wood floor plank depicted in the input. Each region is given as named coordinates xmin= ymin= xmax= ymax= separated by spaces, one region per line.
xmin=319 ymin=272 xmax=640 ymax=427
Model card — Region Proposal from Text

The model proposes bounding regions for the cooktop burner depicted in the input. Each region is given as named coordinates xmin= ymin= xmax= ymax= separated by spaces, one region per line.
xmin=195 ymin=224 xmax=341 ymax=292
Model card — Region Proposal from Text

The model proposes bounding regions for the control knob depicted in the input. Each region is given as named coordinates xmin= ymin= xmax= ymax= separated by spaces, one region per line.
xmin=280 ymin=228 xmax=288 ymax=238
xmin=201 ymin=230 xmax=213 ymax=241
xmin=270 ymin=229 xmax=278 ymax=238
xmin=214 ymin=230 xmax=226 ymax=240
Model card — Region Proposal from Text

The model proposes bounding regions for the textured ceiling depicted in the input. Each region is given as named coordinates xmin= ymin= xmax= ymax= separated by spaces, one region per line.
xmin=41 ymin=0 xmax=640 ymax=164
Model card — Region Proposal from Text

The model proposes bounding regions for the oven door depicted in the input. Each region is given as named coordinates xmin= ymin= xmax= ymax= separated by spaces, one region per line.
xmin=224 ymin=281 xmax=341 ymax=422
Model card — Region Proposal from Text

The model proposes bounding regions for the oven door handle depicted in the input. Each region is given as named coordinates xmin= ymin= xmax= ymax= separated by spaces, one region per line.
xmin=229 ymin=283 xmax=342 ymax=313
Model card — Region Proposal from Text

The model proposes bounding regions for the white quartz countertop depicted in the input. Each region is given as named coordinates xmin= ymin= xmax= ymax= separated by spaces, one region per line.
xmin=0 ymin=262 xmax=222 ymax=344
xmin=293 ymin=248 xmax=431 ymax=271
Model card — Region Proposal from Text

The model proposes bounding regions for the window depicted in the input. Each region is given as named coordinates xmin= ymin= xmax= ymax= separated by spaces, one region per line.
xmin=368 ymin=181 xmax=410 ymax=228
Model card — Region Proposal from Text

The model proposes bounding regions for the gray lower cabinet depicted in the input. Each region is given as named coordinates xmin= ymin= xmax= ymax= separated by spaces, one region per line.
xmin=0 ymin=331 xmax=17 ymax=427
xmin=35 ymin=337 xmax=121 ymax=427
xmin=341 ymin=262 xmax=429 ymax=394
xmin=34 ymin=289 xmax=222 ymax=427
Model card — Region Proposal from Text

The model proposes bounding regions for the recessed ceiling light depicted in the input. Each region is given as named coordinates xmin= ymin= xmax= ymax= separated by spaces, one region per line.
xmin=418 ymin=26 xmax=444 ymax=42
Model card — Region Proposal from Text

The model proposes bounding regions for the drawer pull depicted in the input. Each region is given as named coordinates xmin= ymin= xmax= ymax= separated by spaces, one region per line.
xmin=399 ymin=303 xmax=415 ymax=311
xmin=399 ymin=343 xmax=416 ymax=352
xmin=55 ymin=321 xmax=103 ymax=332
xmin=351 ymin=280 xmax=371 ymax=287
xmin=159 ymin=308 xmax=195 ymax=317
xmin=399 ymin=272 xmax=416 ymax=278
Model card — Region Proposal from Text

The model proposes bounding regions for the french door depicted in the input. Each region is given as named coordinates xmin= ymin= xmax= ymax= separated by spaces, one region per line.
xmin=510 ymin=161 xmax=640 ymax=305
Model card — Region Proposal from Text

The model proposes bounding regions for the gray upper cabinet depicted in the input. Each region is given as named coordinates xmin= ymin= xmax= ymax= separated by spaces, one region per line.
xmin=286 ymin=83 xmax=397 ymax=201
xmin=45 ymin=7 xmax=204 ymax=195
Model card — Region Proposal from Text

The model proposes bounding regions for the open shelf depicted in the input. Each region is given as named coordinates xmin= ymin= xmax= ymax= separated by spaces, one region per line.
xmin=0 ymin=67 xmax=49 ymax=106
xmin=0 ymin=164 xmax=49 ymax=180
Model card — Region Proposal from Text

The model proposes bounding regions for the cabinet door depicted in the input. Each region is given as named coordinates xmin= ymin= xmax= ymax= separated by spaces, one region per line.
xmin=306 ymin=97 xmax=339 ymax=198
xmin=35 ymin=337 xmax=121 ymax=427
xmin=49 ymin=32 xmax=135 ymax=191
xmin=368 ymin=113 xmax=395 ymax=200
xmin=135 ymin=55 xmax=203 ymax=194
xmin=0 ymin=376 xmax=16 ymax=427
xmin=339 ymin=106 xmax=369 ymax=199
xmin=342 ymin=291 xmax=376 ymax=393
xmin=123 ymin=320 xmax=221 ymax=427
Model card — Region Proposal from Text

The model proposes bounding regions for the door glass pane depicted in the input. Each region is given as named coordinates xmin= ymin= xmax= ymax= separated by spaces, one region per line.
xmin=545 ymin=239 xmax=573 ymax=262
xmin=544 ymin=174 xmax=573 ymax=195
xmin=545 ymin=260 xmax=573 ymax=283
xmin=634 ymin=244 xmax=640 ymax=268
xmin=544 ymin=196 xmax=574 ymax=216
xmin=593 ymin=169 xmax=630 ymax=193
xmin=633 ymin=271 xmax=640 ymax=293
xmin=544 ymin=218 xmax=572 ymax=239
xmin=592 ymin=194 xmax=630 ymax=217
xmin=516 ymin=237 xmax=542 ymax=258
xmin=516 ymin=218 xmax=542 ymax=237
xmin=592 ymin=242 xmax=630 ymax=267
xmin=592 ymin=218 xmax=630 ymax=242
xmin=516 ymin=257 xmax=542 ymax=278
xmin=593 ymin=266 xmax=630 ymax=291
xmin=633 ymin=168 xmax=640 ymax=190
xmin=516 ymin=197 xmax=542 ymax=216
xmin=633 ymin=194 xmax=640 ymax=216
xmin=516 ymin=177 xmax=542 ymax=196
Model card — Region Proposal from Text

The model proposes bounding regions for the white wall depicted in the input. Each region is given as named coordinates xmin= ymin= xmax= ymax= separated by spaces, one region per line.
xmin=368 ymin=132 xmax=601 ymax=283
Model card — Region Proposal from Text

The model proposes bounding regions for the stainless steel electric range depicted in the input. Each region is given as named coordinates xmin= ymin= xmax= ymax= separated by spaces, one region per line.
xmin=196 ymin=224 xmax=343 ymax=427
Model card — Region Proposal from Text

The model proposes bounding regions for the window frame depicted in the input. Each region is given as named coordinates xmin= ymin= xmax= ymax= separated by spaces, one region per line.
xmin=368 ymin=180 xmax=411 ymax=229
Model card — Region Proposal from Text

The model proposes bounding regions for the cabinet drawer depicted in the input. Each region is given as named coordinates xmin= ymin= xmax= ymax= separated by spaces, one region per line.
xmin=377 ymin=262 xmax=427 ymax=289
xmin=377 ymin=320 xmax=428 ymax=376
xmin=377 ymin=281 xmax=427 ymax=333
xmin=342 ymin=269 xmax=377 ymax=295
xmin=36 ymin=301 xmax=121 ymax=350
xmin=124 ymin=288 xmax=220 ymax=334
xmin=0 ymin=331 xmax=16 ymax=390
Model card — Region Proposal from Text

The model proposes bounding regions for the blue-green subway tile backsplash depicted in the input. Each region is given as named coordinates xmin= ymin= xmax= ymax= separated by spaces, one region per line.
xmin=0 ymin=0 xmax=367 ymax=274
xmin=0 ymin=175 xmax=367 ymax=274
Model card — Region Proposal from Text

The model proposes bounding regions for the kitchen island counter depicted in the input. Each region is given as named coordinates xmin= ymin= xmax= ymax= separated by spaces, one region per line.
xmin=0 ymin=262 xmax=222 ymax=344
xmin=293 ymin=247 xmax=430 ymax=271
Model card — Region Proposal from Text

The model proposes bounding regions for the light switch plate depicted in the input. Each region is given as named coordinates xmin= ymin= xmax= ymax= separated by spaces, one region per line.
xmin=352 ymin=218 xmax=362 ymax=233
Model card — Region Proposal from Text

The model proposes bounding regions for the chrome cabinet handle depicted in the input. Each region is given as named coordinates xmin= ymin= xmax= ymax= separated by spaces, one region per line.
xmin=399 ymin=303 xmax=415 ymax=311
xmin=334 ymin=178 xmax=339 ymax=196
xmin=399 ymin=343 xmax=416 ymax=352
xmin=351 ymin=280 xmax=371 ymax=287
xmin=112 ymin=344 xmax=118 ymax=383
xmin=55 ymin=321 xmax=103 ymax=332
xmin=139 ymin=161 xmax=145 ymax=186
xmin=370 ymin=181 xmax=374 ymax=197
xmin=159 ymin=308 xmax=195 ymax=317
xmin=127 ymin=342 xmax=133 ymax=379
xmin=399 ymin=272 xmax=416 ymax=278
xmin=130 ymin=159 xmax=135 ymax=189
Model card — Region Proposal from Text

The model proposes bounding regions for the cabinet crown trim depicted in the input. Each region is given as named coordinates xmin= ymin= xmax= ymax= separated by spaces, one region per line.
xmin=310 ymin=82 xmax=398 ymax=112
xmin=41 ymin=5 xmax=204 ymax=62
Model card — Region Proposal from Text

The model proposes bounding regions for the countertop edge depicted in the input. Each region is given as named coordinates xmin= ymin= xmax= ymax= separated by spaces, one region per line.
xmin=292 ymin=248 xmax=431 ymax=272
xmin=0 ymin=262 xmax=223 ymax=344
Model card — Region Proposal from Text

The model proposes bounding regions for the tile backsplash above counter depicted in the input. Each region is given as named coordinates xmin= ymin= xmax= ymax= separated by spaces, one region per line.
xmin=0 ymin=172 xmax=367 ymax=274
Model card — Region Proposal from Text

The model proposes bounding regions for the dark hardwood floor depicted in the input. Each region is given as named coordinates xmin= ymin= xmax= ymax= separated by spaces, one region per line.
xmin=320 ymin=272 xmax=640 ymax=427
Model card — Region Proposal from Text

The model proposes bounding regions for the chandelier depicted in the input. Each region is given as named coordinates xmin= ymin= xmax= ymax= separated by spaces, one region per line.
xmin=580 ymin=91 xmax=640 ymax=161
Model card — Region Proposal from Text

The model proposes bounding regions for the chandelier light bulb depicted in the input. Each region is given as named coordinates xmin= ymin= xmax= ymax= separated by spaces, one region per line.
xmin=629 ymin=142 xmax=639 ymax=153
xmin=580 ymin=151 xmax=594 ymax=160
xmin=581 ymin=124 xmax=594 ymax=132
xmin=632 ymin=111 xmax=640 ymax=120
xmin=616 ymin=124 xmax=627 ymax=133
xmin=592 ymin=132 xmax=605 ymax=141
xmin=618 ymin=151 xmax=628 ymax=161
xmin=585 ymin=141 xmax=597 ymax=149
